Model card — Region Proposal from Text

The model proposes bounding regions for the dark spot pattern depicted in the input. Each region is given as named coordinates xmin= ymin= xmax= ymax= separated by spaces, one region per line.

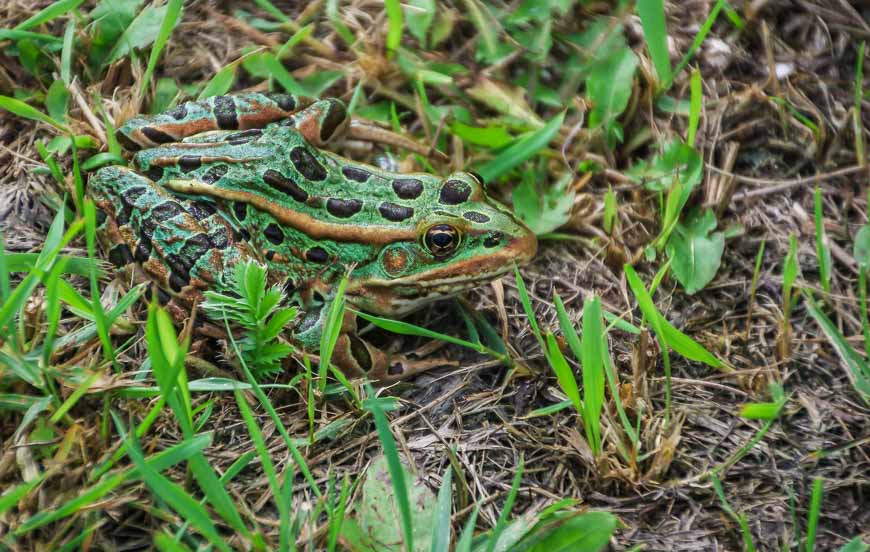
xmin=224 ymin=129 xmax=262 ymax=142
xmin=134 ymin=239 xmax=151 ymax=262
xmin=306 ymin=247 xmax=329 ymax=263
xmin=283 ymin=279 xmax=297 ymax=296
xmin=142 ymin=127 xmax=175 ymax=144
xmin=326 ymin=198 xmax=363 ymax=218
xmin=265 ymin=250 xmax=276 ymax=261
xmin=108 ymin=244 xmax=134 ymax=267
xmin=169 ymin=272 xmax=187 ymax=292
xmin=393 ymin=178 xmax=423 ymax=200
xmin=178 ymin=155 xmax=202 ymax=173
xmin=240 ymin=228 xmax=251 ymax=241
xmin=165 ymin=234 xmax=211 ymax=285
xmin=264 ymin=223 xmax=284 ymax=245
xmin=290 ymin=146 xmax=327 ymax=181
xmin=187 ymin=201 xmax=217 ymax=221
xmin=95 ymin=209 xmax=107 ymax=226
xmin=156 ymin=288 xmax=171 ymax=304
xmin=212 ymin=96 xmax=239 ymax=130
xmin=232 ymin=202 xmax=247 ymax=221
xmin=116 ymin=131 xmax=142 ymax=152
xmin=463 ymin=211 xmax=490 ymax=223
xmin=121 ymin=186 xmax=148 ymax=207
xmin=166 ymin=104 xmax=188 ymax=120
xmin=210 ymin=228 xmax=229 ymax=249
xmin=484 ymin=232 xmax=502 ymax=248
xmin=201 ymin=165 xmax=228 ymax=184
xmin=342 ymin=166 xmax=371 ymax=183
xmin=270 ymin=93 xmax=297 ymax=113
xmin=320 ymin=99 xmax=346 ymax=142
xmin=150 ymin=202 xmax=185 ymax=223
xmin=439 ymin=179 xmax=471 ymax=205
xmin=263 ymin=169 xmax=308 ymax=202
xmin=388 ymin=362 xmax=404 ymax=376
xmin=145 ymin=166 xmax=164 ymax=182
xmin=378 ymin=202 xmax=414 ymax=222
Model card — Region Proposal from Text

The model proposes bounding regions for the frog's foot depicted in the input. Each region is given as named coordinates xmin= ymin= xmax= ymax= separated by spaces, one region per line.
xmin=331 ymin=333 xmax=457 ymax=383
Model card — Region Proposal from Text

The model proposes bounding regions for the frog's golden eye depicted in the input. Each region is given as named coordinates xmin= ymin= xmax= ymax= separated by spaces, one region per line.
xmin=424 ymin=224 xmax=461 ymax=257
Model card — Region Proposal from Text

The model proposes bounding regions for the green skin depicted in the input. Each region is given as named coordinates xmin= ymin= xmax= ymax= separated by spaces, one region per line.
xmin=89 ymin=92 xmax=537 ymax=379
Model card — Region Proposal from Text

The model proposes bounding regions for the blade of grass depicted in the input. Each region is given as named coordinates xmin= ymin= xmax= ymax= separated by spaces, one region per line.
xmin=476 ymin=111 xmax=565 ymax=182
xmin=431 ymin=466 xmax=453 ymax=552
xmin=364 ymin=389 xmax=414 ymax=552
xmin=854 ymin=42 xmax=866 ymax=168
xmin=580 ymin=296 xmax=605 ymax=456
xmin=60 ymin=19 xmax=75 ymax=86
xmin=806 ymin=477 xmax=824 ymax=552
xmin=814 ymin=187 xmax=832 ymax=294
xmin=485 ymin=455 xmax=524 ymax=552
xmin=0 ymin=95 xmax=68 ymax=132
xmin=13 ymin=0 xmax=84 ymax=31
xmin=672 ymin=0 xmax=728 ymax=78
xmin=113 ymin=413 xmax=231 ymax=552
xmin=384 ymin=0 xmax=403 ymax=57
xmin=687 ymin=69 xmax=702 ymax=145
xmin=140 ymin=0 xmax=183 ymax=96
xmin=637 ymin=0 xmax=673 ymax=88
xmin=711 ymin=475 xmax=757 ymax=552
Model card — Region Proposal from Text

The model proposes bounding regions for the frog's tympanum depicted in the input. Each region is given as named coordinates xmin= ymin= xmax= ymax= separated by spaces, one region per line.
xmin=90 ymin=93 xmax=537 ymax=381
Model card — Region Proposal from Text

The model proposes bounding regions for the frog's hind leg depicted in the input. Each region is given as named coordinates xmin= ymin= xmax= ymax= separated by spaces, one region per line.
xmin=285 ymin=99 xmax=445 ymax=159
xmin=89 ymin=165 xmax=252 ymax=305
xmin=116 ymin=93 xmax=316 ymax=151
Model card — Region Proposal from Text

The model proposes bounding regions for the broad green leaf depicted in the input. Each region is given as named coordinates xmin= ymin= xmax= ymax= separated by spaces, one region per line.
xmin=384 ymin=0 xmax=404 ymax=55
xmin=45 ymin=80 xmax=70 ymax=123
xmin=628 ymin=139 xmax=702 ymax=195
xmin=106 ymin=3 xmax=169 ymax=64
xmin=513 ymin=170 xmax=574 ymax=235
xmin=467 ymin=78 xmax=543 ymax=128
xmin=518 ymin=511 xmax=617 ymax=552
xmin=587 ymin=45 xmax=637 ymax=145
xmin=666 ymin=208 xmax=725 ymax=294
xmin=405 ymin=0 xmax=435 ymax=47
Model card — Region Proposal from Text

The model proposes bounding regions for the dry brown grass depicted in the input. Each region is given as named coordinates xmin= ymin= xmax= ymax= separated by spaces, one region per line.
xmin=1 ymin=0 xmax=868 ymax=550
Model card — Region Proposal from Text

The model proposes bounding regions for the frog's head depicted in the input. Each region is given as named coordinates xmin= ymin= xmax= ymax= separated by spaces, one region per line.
xmin=348 ymin=172 xmax=537 ymax=316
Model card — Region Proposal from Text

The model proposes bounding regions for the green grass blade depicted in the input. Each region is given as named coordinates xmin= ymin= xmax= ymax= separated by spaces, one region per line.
xmin=673 ymin=0 xmax=727 ymax=78
xmin=637 ymin=0 xmax=673 ymax=88
xmin=141 ymin=0 xmax=183 ymax=96
xmin=806 ymin=477 xmax=824 ymax=552
xmin=319 ymin=273 xmax=348 ymax=392
xmin=711 ymin=476 xmax=757 ymax=552
xmin=431 ymin=466 xmax=453 ymax=552
xmin=114 ymin=413 xmax=230 ymax=552
xmin=455 ymin=504 xmax=480 ymax=552
xmin=485 ymin=455 xmax=524 ymax=552
xmin=13 ymin=0 xmax=84 ymax=31
xmin=580 ymin=296 xmax=605 ymax=455
xmin=477 ymin=111 xmax=565 ymax=182
xmin=804 ymin=293 xmax=870 ymax=405
xmin=384 ymin=0 xmax=404 ymax=56
xmin=365 ymin=391 xmax=414 ymax=552
xmin=355 ymin=310 xmax=487 ymax=353
xmin=545 ymin=333 xmax=582 ymax=415
xmin=0 ymin=474 xmax=45 ymax=516
xmin=687 ymin=69 xmax=702 ymax=145
xmin=814 ymin=187 xmax=832 ymax=294
xmin=0 ymin=95 xmax=68 ymax=132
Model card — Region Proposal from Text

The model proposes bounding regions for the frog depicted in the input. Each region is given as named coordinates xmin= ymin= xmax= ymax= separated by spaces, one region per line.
xmin=88 ymin=92 xmax=537 ymax=381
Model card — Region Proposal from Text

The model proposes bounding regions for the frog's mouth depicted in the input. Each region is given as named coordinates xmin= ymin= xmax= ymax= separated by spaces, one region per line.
xmin=347 ymin=230 xmax=537 ymax=316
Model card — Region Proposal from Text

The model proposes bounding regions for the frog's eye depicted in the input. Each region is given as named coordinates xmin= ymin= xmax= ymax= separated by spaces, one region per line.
xmin=424 ymin=224 xmax=461 ymax=257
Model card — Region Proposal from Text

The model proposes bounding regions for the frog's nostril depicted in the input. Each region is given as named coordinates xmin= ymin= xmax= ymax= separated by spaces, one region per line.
xmin=483 ymin=232 xmax=502 ymax=248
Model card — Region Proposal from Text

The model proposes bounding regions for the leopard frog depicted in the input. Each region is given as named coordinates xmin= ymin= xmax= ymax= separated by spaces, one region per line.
xmin=89 ymin=92 xmax=537 ymax=380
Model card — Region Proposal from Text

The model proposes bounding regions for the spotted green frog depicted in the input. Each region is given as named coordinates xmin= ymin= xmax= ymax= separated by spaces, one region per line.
xmin=89 ymin=93 xmax=537 ymax=381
